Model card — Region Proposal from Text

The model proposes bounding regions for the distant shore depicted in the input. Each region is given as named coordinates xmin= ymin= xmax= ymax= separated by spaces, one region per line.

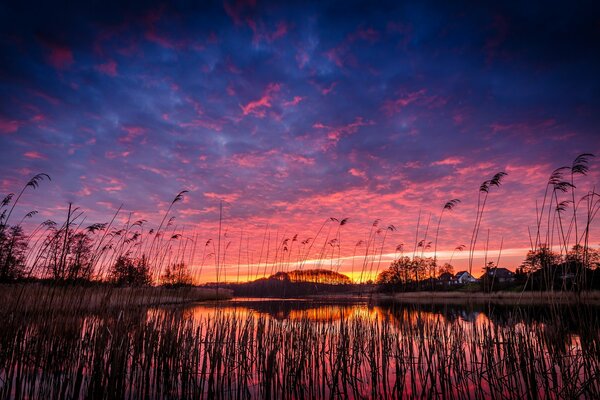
xmin=373 ymin=290 xmax=600 ymax=305
xmin=227 ymin=289 xmax=600 ymax=306
xmin=0 ymin=283 xmax=233 ymax=312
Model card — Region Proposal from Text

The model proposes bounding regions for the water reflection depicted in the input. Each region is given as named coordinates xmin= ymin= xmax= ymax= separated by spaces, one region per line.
xmin=177 ymin=297 xmax=600 ymax=334
xmin=1 ymin=298 xmax=599 ymax=399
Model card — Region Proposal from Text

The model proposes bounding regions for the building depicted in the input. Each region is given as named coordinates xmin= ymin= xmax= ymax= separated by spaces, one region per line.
xmin=454 ymin=271 xmax=478 ymax=284
xmin=438 ymin=272 xmax=455 ymax=283
xmin=481 ymin=267 xmax=515 ymax=283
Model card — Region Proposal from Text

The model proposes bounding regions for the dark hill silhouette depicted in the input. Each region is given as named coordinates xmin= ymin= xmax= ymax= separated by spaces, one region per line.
xmin=207 ymin=269 xmax=364 ymax=298
xmin=270 ymin=269 xmax=352 ymax=285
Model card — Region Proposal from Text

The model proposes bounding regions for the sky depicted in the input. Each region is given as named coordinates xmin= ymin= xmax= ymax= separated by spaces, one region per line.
xmin=1 ymin=1 xmax=600 ymax=282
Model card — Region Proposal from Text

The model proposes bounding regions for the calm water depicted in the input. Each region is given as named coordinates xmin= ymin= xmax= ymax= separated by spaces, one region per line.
xmin=2 ymin=297 xmax=600 ymax=399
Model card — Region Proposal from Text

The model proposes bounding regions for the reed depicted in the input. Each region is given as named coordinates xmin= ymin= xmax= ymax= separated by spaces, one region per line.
xmin=1 ymin=299 xmax=598 ymax=399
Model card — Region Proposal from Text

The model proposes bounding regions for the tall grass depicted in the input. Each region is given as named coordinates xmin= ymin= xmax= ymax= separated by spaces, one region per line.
xmin=1 ymin=301 xmax=598 ymax=399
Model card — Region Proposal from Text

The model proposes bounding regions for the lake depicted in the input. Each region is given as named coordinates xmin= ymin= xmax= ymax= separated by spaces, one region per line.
xmin=1 ymin=297 xmax=599 ymax=399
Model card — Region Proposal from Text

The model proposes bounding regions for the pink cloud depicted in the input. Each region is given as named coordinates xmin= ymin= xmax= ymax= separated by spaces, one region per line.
xmin=349 ymin=168 xmax=367 ymax=178
xmin=76 ymin=185 xmax=93 ymax=197
xmin=284 ymin=154 xmax=315 ymax=165
xmin=325 ymin=27 xmax=379 ymax=69
xmin=95 ymin=60 xmax=118 ymax=76
xmin=325 ymin=46 xmax=356 ymax=68
xmin=431 ymin=157 xmax=463 ymax=166
xmin=283 ymin=96 xmax=304 ymax=107
xmin=93 ymin=176 xmax=125 ymax=192
xmin=96 ymin=201 xmax=118 ymax=210
xmin=30 ymin=90 xmax=60 ymax=105
xmin=105 ymin=151 xmax=131 ymax=159
xmin=138 ymin=164 xmax=169 ymax=177
xmin=250 ymin=20 xmax=289 ymax=44
xmin=296 ymin=49 xmax=310 ymax=69
xmin=488 ymin=119 xmax=557 ymax=144
xmin=184 ymin=96 xmax=203 ymax=115
xmin=0 ymin=117 xmax=20 ymax=134
xmin=140 ymin=7 xmax=185 ymax=50
xmin=119 ymin=125 xmax=145 ymax=143
xmin=179 ymin=118 xmax=225 ymax=132
xmin=231 ymin=152 xmax=268 ymax=168
xmin=204 ymin=192 xmax=240 ymax=203
xmin=490 ymin=118 xmax=555 ymax=134
xmin=382 ymin=89 xmax=448 ymax=116
xmin=312 ymin=117 xmax=374 ymax=150
xmin=105 ymin=180 xmax=125 ymax=192
xmin=453 ymin=111 xmax=466 ymax=125
xmin=231 ymin=150 xmax=315 ymax=169
xmin=24 ymin=151 xmax=47 ymax=160
xmin=45 ymin=44 xmax=74 ymax=70
xmin=240 ymin=83 xmax=281 ymax=117
xmin=224 ymin=3 xmax=288 ymax=45
xmin=223 ymin=0 xmax=256 ymax=26
xmin=225 ymin=58 xmax=242 ymax=74
xmin=226 ymin=84 xmax=236 ymax=96
xmin=321 ymin=82 xmax=338 ymax=95
xmin=381 ymin=89 xmax=427 ymax=115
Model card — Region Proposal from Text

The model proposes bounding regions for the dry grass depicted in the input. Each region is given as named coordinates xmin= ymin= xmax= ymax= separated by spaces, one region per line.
xmin=0 ymin=284 xmax=232 ymax=313
xmin=378 ymin=290 xmax=600 ymax=305
xmin=1 ymin=303 xmax=598 ymax=399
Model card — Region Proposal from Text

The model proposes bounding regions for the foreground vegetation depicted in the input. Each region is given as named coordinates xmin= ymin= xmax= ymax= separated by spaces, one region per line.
xmin=0 ymin=284 xmax=231 ymax=313
xmin=1 ymin=301 xmax=599 ymax=399
xmin=380 ymin=290 xmax=600 ymax=305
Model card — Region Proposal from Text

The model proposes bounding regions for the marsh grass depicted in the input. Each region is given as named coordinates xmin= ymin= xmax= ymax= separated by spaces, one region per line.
xmin=0 ymin=284 xmax=231 ymax=313
xmin=1 ymin=302 xmax=599 ymax=399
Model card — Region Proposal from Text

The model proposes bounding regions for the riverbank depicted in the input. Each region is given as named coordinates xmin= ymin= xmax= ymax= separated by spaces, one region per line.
xmin=374 ymin=290 xmax=600 ymax=305
xmin=0 ymin=283 xmax=233 ymax=313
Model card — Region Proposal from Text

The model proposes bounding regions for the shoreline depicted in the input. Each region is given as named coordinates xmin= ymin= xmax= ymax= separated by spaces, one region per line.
xmin=373 ymin=290 xmax=600 ymax=305
xmin=224 ymin=290 xmax=600 ymax=306
xmin=0 ymin=283 xmax=233 ymax=312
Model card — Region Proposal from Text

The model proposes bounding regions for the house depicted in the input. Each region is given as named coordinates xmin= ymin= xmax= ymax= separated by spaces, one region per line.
xmin=482 ymin=267 xmax=515 ymax=283
xmin=454 ymin=271 xmax=478 ymax=284
xmin=438 ymin=272 xmax=455 ymax=283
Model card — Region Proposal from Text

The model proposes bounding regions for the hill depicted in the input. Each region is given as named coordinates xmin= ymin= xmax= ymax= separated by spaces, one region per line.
xmin=208 ymin=269 xmax=358 ymax=298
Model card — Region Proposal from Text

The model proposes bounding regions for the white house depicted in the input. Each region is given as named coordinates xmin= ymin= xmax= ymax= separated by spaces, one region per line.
xmin=454 ymin=271 xmax=478 ymax=284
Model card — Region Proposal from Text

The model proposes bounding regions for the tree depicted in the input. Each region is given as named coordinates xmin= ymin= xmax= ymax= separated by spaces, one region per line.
xmin=161 ymin=262 xmax=193 ymax=286
xmin=438 ymin=263 xmax=454 ymax=277
xmin=110 ymin=255 xmax=151 ymax=286
xmin=65 ymin=232 xmax=94 ymax=280
xmin=376 ymin=256 xmax=435 ymax=286
xmin=565 ymin=244 xmax=600 ymax=269
xmin=520 ymin=247 xmax=564 ymax=291
xmin=0 ymin=225 xmax=28 ymax=281
xmin=43 ymin=229 xmax=94 ymax=281
xmin=483 ymin=261 xmax=496 ymax=273
xmin=270 ymin=269 xmax=352 ymax=284
xmin=520 ymin=246 xmax=561 ymax=274
xmin=412 ymin=257 xmax=435 ymax=283
xmin=377 ymin=257 xmax=410 ymax=285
